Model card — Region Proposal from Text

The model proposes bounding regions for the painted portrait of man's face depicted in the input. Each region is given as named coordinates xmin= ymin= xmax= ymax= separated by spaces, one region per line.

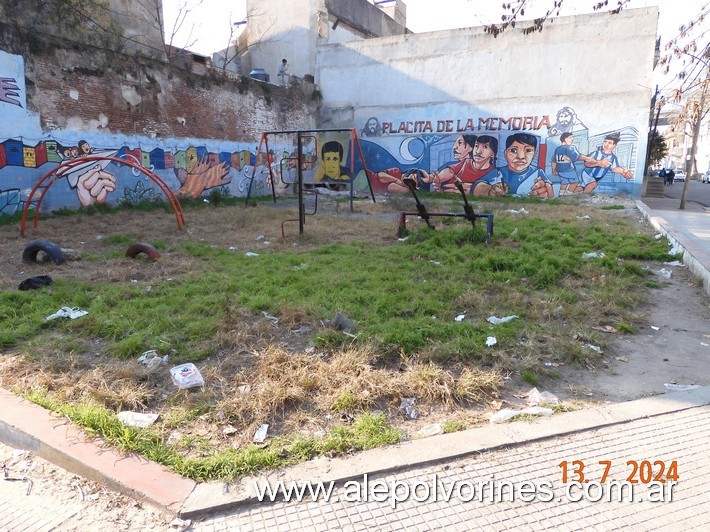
xmin=367 ymin=118 xmax=378 ymax=134
xmin=602 ymin=138 xmax=618 ymax=154
xmin=557 ymin=109 xmax=574 ymax=128
xmin=323 ymin=151 xmax=342 ymax=178
xmin=505 ymin=140 xmax=536 ymax=173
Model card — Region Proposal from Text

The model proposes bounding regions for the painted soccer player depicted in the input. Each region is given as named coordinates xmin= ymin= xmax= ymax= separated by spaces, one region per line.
xmin=473 ymin=133 xmax=553 ymax=198
xmin=551 ymin=132 xmax=597 ymax=194
xmin=579 ymin=133 xmax=633 ymax=193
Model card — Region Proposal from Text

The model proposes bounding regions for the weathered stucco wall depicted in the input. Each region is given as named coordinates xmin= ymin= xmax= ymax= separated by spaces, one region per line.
xmin=316 ymin=7 xmax=658 ymax=198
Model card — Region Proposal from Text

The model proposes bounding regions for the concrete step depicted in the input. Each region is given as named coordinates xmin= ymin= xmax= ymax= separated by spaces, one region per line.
xmin=644 ymin=176 xmax=665 ymax=198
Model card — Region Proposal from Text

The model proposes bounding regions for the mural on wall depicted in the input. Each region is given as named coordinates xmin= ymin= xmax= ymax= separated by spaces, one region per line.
xmin=0 ymin=50 xmax=294 ymax=217
xmin=354 ymin=107 xmax=639 ymax=198
xmin=0 ymin=135 xmax=286 ymax=217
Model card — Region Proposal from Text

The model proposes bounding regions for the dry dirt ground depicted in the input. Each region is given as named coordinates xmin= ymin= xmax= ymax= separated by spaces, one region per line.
xmin=1 ymin=192 xmax=709 ymax=528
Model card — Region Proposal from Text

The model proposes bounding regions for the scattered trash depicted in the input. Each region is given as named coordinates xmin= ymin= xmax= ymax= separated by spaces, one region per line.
xmin=170 ymin=363 xmax=205 ymax=389
xmin=664 ymin=260 xmax=685 ymax=267
xmin=256 ymin=235 xmax=264 ymax=240
xmin=169 ymin=517 xmax=192 ymax=532
xmin=664 ymin=383 xmax=700 ymax=392
xmin=526 ymin=388 xmax=559 ymax=406
xmin=340 ymin=413 xmax=355 ymax=424
xmin=228 ymin=246 xmax=237 ymax=251
xmin=592 ymin=325 xmax=618 ymax=334
xmin=615 ymin=356 xmax=629 ymax=363
xmin=333 ymin=312 xmax=357 ymax=333
xmin=292 ymin=263 xmax=309 ymax=270
xmin=654 ymin=234 xmax=663 ymax=240
xmin=117 ymin=411 xmax=159 ymax=428
xmin=584 ymin=344 xmax=603 ymax=353
xmin=487 ymin=315 xmax=519 ymax=325
xmin=581 ymin=252 xmax=605 ymax=259
xmin=397 ymin=237 xmax=409 ymax=242
xmin=651 ymin=326 xmax=660 ymax=331
xmin=245 ymin=252 xmax=260 ymax=257
xmin=429 ymin=260 xmax=442 ymax=266
xmin=415 ymin=423 xmax=442 ymax=437
xmin=506 ymin=208 xmax=529 ymax=215
xmin=399 ymin=398 xmax=420 ymax=420
xmin=576 ymin=215 xmax=591 ymax=219
xmin=702 ymin=342 xmax=710 ymax=347
xmin=237 ymin=384 xmax=251 ymax=394
xmin=641 ymin=266 xmax=650 ymax=271
xmin=454 ymin=314 xmax=466 ymax=322
xmin=137 ymin=350 xmax=168 ymax=369
xmin=166 ymin=431 xmax=183 ymax=445
xmin=18 ymin=275 xmax=53 ymax=291
xmin=511 ymin=228 xmax=518 ymax=235
xmin=490 ymin=406 xmax=553 ymax=423
xmin=544 ymin=362 xmax=553 ymax=367
xmin=658 ymin=268 xmax=672 ymax=279
xmin=485 ymin=336 xmax=497 ymax=347
xmin=45 ymin=307 xmax=88 ymax=321
xmin=261 ymin=311 xmax=279 ymax=323
xmin=223 ymin=426 xmax=238 ymax=436
xmin=253 ymin=423 xmax=269 ymax=443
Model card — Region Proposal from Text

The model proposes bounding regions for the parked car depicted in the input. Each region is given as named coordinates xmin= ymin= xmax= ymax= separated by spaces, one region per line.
xmin=673 ymin=169 xmax=686 ymax=182
xmin=703 ymin=170 xmax=710 ymax=184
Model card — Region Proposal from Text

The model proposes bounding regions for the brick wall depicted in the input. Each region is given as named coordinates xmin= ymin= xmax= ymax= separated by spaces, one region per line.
xmin=28 ymin=48 xmax=316 ymax=142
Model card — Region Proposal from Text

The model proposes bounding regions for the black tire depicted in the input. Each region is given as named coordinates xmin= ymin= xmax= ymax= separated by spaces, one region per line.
xmin=22 ymin=240 xmax=65 ymax=265
xmin=125 ymin=242 xmax=160 ymax=261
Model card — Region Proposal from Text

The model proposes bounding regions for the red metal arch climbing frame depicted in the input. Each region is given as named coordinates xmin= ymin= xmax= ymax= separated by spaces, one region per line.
xmin=20 ymin=155 xmax=186 ymax=236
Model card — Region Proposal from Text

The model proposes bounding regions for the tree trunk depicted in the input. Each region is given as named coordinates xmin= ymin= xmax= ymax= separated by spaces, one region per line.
xmin=679 ymin=79 xmax=707 ymax=210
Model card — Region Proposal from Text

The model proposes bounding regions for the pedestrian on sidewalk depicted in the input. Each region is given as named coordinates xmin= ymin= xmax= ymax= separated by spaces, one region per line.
xmin=660 ymin=168 xmax=667 ymax=185
xmin=668 ymin=168 xmax=675 ymax=185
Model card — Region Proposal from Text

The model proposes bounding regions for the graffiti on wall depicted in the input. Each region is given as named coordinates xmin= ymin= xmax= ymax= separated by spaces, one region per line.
xmin=0 ymin=77 xmax=22 ymax=107
xmin=356 ymin=107 xmax=638 ymax=198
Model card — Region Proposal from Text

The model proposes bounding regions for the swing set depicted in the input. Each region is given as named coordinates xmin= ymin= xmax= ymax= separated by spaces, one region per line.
xmin=244 ymin=128 xmax=376 ymax=237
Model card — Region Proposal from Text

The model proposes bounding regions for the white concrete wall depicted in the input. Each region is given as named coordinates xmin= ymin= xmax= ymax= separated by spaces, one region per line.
xmin=315 ymin=7 xmax=658 ymax=197
xmin=245 ymin=0 xmax=324 ymax=82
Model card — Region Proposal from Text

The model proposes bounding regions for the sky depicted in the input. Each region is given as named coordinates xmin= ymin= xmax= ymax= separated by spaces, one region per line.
xmin=162 ymin=0 xmax=707 ymax=89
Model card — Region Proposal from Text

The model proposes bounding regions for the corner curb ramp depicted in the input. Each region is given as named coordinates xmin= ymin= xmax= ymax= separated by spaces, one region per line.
xmin=0 ymin=387 xmax=196 ymax=515
xmin=180 ymin=386 xmax=710 ymax=518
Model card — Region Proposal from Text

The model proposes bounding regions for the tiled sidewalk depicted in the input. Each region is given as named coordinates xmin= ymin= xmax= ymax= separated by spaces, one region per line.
xmin=193 ymin=406 xmax=710 ymax=530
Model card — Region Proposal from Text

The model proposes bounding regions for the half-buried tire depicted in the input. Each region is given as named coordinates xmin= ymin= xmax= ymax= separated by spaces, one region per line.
xmin=125 ymin=242 xmax=160 ymax=261
xmin=22 ymin=240 xmax=65 ymax=265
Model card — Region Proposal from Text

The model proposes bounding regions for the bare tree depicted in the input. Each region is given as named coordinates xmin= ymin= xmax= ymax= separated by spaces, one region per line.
xmin=136 ymin=0 xmax=202 ymax=61
xmin=657 ymin=4 xmax=710 ymax=208
xmin=483 ymin=0 xmax=630 ymax=37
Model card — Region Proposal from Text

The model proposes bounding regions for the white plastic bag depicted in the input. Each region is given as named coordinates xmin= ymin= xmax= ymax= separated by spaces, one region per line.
xmin=170 ymin=363 xmax=205 ymax=389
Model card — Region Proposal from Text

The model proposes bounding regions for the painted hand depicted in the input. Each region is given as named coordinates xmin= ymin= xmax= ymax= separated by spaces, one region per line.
xmin=489 ymin=182 xmax=509 ymax=196
xmin=77 ymin=165 xmax=116 ymax=206
xmin=529 ymin=177 xmax=553 ymax=198
xmin=177 ymin=159 xmax=231 ymax=198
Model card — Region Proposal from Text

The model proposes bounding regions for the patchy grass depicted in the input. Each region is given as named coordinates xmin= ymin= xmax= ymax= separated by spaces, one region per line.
xmin=0 ymin=194 xmax=676 ymax=481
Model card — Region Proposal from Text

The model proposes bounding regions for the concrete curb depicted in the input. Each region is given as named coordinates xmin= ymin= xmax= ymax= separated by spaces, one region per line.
xmin=0 ymin=388 xmax=196 ymax=515
xmin=178 ymin=386 xmax=710 ymax=518
xmin=636 ymin=199 xmax=710 ymax=295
